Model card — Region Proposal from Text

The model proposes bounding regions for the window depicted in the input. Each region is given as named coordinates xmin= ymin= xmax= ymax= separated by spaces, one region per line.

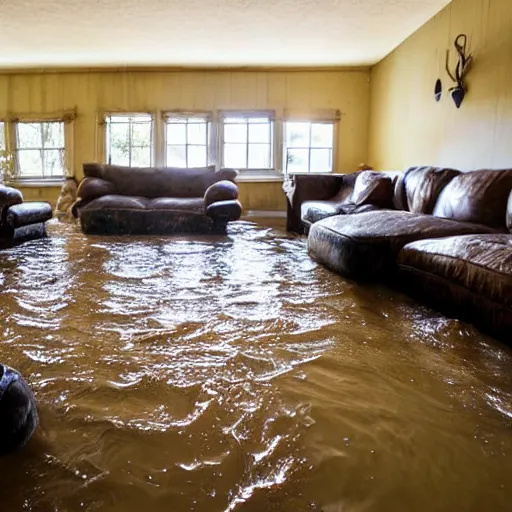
xmin=105 ymin=114 xmax=153 ymax=167
xmin=221 ymin=112 xmax=274 ymax=170
xmin=15 ymin=121 xmax=65 ymax=179
xmin=165 ymin=114 xmax=210 ymax=167
xmin=0 ymin=121 xmax=10 ymax=182
xmin=283 ymin=121 xmax=335 ymax=173
xmin=0 ymin=122 xmax=5 ymax=151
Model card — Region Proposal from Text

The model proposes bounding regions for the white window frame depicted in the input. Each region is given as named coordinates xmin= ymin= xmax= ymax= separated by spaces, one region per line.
xmin=102 ymin=112 xmax=155 ymax=167
xmin=219 ymin=110 xmax=276 ymax=175
xmin=162 ymin=111 xmax=213 ymax=168
xmin=0 ymin=120 xmax=5 ymax=152
xmin=9 ymin=112 xmax=75 ymax=184
xmin=283 ymin=120 xmax=338 ymax=175
xmin=0 ymin=119 xmax=11 ymax=183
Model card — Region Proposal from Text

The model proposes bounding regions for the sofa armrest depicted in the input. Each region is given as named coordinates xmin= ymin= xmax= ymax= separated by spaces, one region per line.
xmin=283 ymin=173 xmax=346 ymax=233
xmin=206 ymin=199 xmax=242 ymax=223
xmin=0 ymin=185 xmax=24 ymax=222
xmin=72 ymin=178 xmax=116 ymax=218
xmin=77 ymin=177 xmax=116 ymax=202
xmin=204 ymin=180 xmax=239 ymax=208
xmin=5 ymin=202 xmax=53 ymax=229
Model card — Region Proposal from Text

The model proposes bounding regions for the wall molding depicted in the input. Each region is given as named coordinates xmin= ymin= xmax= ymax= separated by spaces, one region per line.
xmin=0 ymin=65 xmax=371 ymax=76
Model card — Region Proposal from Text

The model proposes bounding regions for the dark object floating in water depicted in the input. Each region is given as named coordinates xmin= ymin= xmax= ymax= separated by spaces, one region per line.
xmin=434 ymin=79 xmax=442 ymax=101
xmin=0 ymin=364 xmax=39 ymax=455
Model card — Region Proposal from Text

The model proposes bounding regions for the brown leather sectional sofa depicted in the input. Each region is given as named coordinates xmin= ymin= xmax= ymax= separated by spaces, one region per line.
xmin=73 ymin=163 xmax=242 ymax=235
xmin=284 ymin=167 xmax=512 ymax=342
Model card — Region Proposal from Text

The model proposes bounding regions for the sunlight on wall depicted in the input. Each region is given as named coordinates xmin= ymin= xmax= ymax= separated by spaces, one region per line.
xmin=369 ymin=0 xmax=512 ymax=171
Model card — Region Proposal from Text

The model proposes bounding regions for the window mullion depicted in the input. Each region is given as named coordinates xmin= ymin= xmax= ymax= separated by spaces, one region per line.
xmin=150 ymin=119 xmax=154 ymax=166
xmin=205 ymin=122 xmax=209 ymax=165
xmin=245 ymin=122 xmax=249 ymax=168
xmin=185 ymin=120 xmax=189 ymax=168
xmin=40 ymin=148 xmax=44 ymax=179
xmin=40 ymin=124 xmax=46 ymax=178
xmin=308 ymin=124 xmax=313 ymax=173
xmin=129 ymin=119 xmax=133 ymax=167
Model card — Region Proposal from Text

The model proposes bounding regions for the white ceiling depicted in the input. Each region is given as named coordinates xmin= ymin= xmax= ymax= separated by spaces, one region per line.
xmin=0 ymin=0 xmax=451 ymax=69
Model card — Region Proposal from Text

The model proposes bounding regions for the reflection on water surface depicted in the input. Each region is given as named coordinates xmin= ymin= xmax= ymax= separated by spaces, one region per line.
xmin=0 ymin=219 xmax=511 ymax=511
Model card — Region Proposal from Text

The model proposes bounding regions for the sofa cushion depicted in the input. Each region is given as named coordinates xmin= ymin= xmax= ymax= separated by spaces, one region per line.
xmin=398 ymin=234 xmax=512 ymax=308
xmin=146 ymin=197 xmax=204 ymax=213
xmin=301 ymin=200 xmax=341 ymax=225
xmin=350 ymin=171 xmax=394 ymax=208
xmin=81 ymin=195 xmax=149 ymax=211
xmin=397 ymin=234 xmax=512 ymax=341
xmin=301 ymin=200 xmax=381 ymax=227
xmin=403 ymin=166 xmax=460 ymax=214
xmin=433 ymin=169 xmax=512 ymax=228
xmin=307 ymin=210 xmax=497 ymax=280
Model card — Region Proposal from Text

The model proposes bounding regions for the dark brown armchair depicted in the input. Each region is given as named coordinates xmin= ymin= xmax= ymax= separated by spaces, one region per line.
xmin=0 ymin=185 xmax=53 ymax=248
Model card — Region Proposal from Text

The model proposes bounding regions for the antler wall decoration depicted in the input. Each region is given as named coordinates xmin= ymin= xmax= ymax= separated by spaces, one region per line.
xmin=445 ymin=34 xmax=472 ymax=108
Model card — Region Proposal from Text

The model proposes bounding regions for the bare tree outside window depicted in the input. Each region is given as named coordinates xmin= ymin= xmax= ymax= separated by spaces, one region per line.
xmin=106 ymin=114 xmax=153 ymax=167
xmin=15 ymin=121 xmax=65 ymax=179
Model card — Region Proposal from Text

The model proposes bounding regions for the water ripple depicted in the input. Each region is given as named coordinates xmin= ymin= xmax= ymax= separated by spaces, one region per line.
xmin=0 ymin=219 xmax=511 ymax=511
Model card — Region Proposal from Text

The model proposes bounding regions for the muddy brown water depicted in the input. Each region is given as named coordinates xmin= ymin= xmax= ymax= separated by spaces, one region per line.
xmin=0 ymin=218 xmax=511 ymax=512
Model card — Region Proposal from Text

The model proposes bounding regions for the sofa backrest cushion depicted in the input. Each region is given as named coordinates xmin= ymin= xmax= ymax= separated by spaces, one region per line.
xmin=433 ymin=169 xmax=512 ymax=228
xmin=83 ymin=163 xmax=238 ymax=198
xmin=329 ymin=172 xmax=358 ymax=203
xmin=349 ymin=171 xmax=394 ymax=208
xmin=401 ymin=166 xmax=461 ymax=214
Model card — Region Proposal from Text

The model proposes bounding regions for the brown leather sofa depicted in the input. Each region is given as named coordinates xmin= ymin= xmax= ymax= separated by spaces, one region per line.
xmin=73 ymin=163 xmax=242 ymax=235
xmin=0 ymin=185 xmax=53 ymax=248
xmin=299 ymin=166 xmax=512 ymax=342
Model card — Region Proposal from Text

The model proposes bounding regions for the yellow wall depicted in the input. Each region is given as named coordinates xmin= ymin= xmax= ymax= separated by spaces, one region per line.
xmin=369 ymin=0 xmax=512 ymax=171
xmin=0 ymin=69 xmax=371 ymax=210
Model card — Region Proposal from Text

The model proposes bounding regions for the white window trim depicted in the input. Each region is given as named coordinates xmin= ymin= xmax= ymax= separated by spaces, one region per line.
xmin=219 ymin=110 xmax=277 ymax=175
xmin=162 ymin=110 xmax=213 ymax=168
xmin=0 ymin=119 xmax=5 ymax=151
xmin=91 ymin=108 xmax=341 ymax=182
xmin=98 ymin=111 xmax=156 ymax=167
xmin=7 ymin=112 xmax=75 ymax=186
xmin=282 ymin=109 xmax=341 ymax=175
xmin=0 ymin=119 xmax=11 ymax=184
xmin=282 ymin=120 xmax=338 ymax=175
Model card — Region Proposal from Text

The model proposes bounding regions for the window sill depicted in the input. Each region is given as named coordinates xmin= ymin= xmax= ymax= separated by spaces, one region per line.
xmin=236 ymin=171 xmax=284 ymax=183
xmin=6 ymin=179 xmax=65 ymax=188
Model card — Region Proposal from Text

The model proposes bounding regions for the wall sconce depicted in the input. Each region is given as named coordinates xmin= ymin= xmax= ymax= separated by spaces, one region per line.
xmin=434 ymin=79 xmax=442 ymax=102
xmin=445 ymin=34 xmax=472 ymax=108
